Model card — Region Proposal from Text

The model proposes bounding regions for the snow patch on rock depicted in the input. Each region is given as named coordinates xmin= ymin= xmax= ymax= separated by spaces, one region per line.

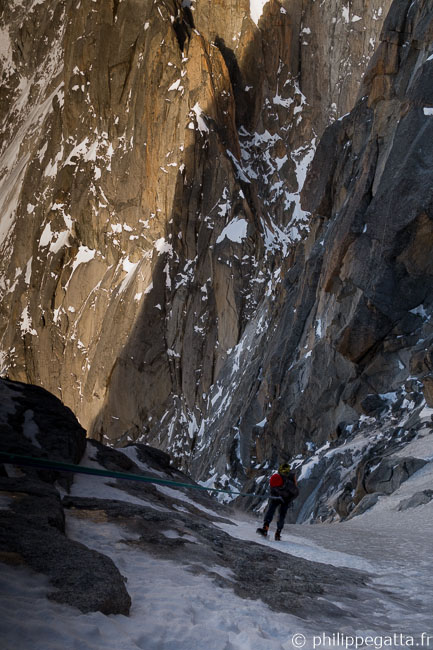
xmin=250 ymin=0 xmax=269 ymax=26
xmin=216 ymin=217 xmax=248 ymax=244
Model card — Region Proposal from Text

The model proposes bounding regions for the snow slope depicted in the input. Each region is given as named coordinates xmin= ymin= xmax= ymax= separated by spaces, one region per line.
xmin=1 ymin=445 xmax=433 ymax=650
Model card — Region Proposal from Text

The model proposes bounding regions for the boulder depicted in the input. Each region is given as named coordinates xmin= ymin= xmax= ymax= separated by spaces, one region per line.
xmin=0 ymin=476 xmax=65 ymax=532
xmin=397 ymin=489 xmax=433 ymax=511
xmin=361 ymin=394 xmax=390 ymax=417
xmin=0 ymin=378 xmax=86 ymax=465
xmin=365 ymin=457 xmax=427 ymax=495
xmin=346 ymin=493 xmax=383 ymax=520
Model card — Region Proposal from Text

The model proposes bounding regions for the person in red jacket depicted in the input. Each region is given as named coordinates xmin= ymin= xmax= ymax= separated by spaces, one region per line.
xmin=256 ymin=463 xmax=299 ymax=540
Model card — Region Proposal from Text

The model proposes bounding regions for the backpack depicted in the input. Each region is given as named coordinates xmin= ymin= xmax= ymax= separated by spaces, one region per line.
xmin=269 ymin=471 xmax=299 ymax=500
xmin=270 ymin=473 xmax=284 ymax=488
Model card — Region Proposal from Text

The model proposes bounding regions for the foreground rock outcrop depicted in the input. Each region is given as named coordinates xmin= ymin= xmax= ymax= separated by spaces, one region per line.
xmin=0 ymin=378 xmax=131 ymax=614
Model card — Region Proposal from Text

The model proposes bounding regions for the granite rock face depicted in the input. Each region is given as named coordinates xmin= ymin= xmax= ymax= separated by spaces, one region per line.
xmin=2 ymin=0 xmax=432 ymax=498
xmin=291 ymin=383 xmax=433 ymax=524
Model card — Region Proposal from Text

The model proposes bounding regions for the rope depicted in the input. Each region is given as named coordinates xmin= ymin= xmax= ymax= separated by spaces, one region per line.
xmin=0 ymin=451 xmax=271 ymax=500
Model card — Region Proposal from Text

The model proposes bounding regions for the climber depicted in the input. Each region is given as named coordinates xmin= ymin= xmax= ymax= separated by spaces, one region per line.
xmin=256 ymin=462 xmax=299 ymax=541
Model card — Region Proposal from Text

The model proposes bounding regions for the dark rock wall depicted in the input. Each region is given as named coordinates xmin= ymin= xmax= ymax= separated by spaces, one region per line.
xmin=275 ymin=0 xmax=433 ymax=454
xmin=189 ymin=0 xmax=433 ymax=488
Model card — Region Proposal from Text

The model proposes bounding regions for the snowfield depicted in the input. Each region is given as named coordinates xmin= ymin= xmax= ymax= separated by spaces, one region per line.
xmin=1 ymin=441 xmax=432 ymax=650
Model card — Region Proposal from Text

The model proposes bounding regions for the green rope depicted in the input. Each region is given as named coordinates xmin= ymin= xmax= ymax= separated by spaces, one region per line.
xmin=0 ymin=451 xmax=268 ymax=499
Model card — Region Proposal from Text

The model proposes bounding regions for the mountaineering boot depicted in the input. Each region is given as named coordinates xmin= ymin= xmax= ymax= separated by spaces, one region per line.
xmin=275 ymin=530 xmax=281 ymax=541
xmin=256 ymin=524 xmax=269 ymax=537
